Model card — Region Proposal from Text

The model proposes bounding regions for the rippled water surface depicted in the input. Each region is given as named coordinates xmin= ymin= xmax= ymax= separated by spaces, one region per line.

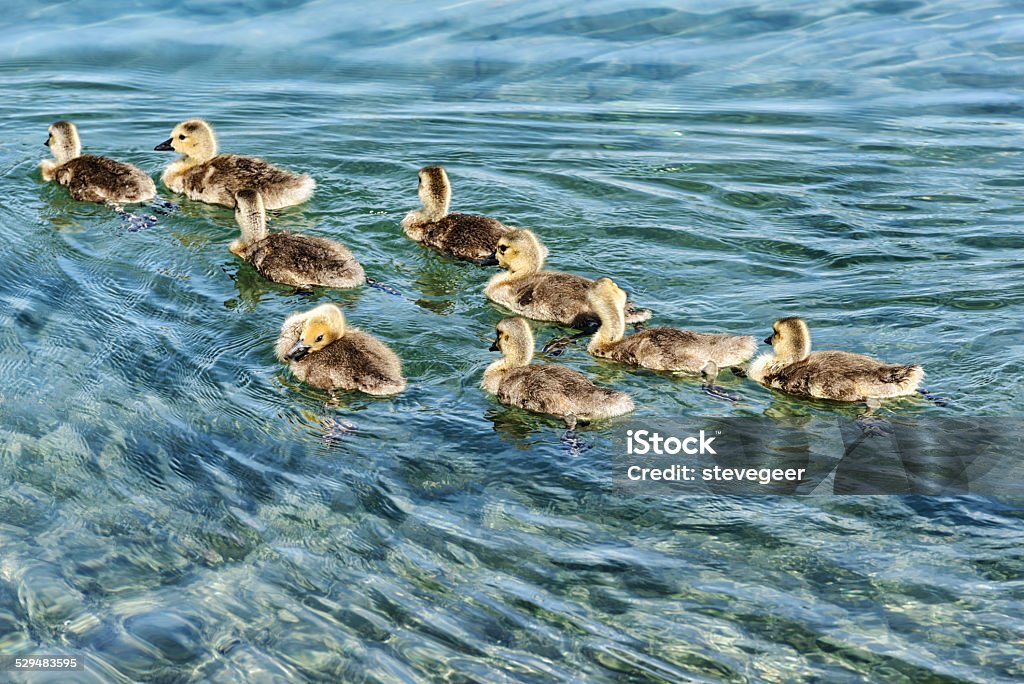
xmin=2 ymin=1 xmax=1023 ymax=681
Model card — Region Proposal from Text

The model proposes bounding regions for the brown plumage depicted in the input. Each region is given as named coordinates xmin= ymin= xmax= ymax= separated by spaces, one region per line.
xmin=155 ymin=119 xmax=314 ymax=209
xmin=485 ymin=229 xmax=652 ymax=330
xmin=41 ymin=121 xmax=155 ymax=207
xmin=587 ymin=278 xmax=756 ymax=372
xmin=401 ymin=165 xmax=512 ymax=263
xmin=229 ymin=189 xmax=364 ymax=289
xmin=277 ymin=303 xmax=405 ymax=395
xmin=483 ymin=317 xmax=634 ymax=421
xmin=748 ymin=317 xmax=924 ymax=402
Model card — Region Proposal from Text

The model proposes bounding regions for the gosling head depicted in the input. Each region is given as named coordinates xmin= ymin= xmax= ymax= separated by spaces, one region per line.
xmin=417 ymin=166 xmax=451 ymax=220
xmin=230 ymin=189 xmax=268 ymax=253
xmin=764 ymin=317 xmax=811 ymax=362
xmin=45 ymin=121 xmax=81 ymax=164
xmin=494 ymin=228 xmax=548 ymax=275
xmin=285 ymin=304 xmax=347 ymax=362
xmin=489 ymin=316 xmax=535 ymax=366
xmin=587 ymin=277 xmax=628 ymax=314
xmin=155 ymin=119 xmax=217 ymax=162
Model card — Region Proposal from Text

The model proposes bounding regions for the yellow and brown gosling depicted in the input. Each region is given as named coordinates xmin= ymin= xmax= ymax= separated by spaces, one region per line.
xmin=276 ymin=303 xmax=406 ymax=395
xmin=483 ymin=317 xmax=634 ymax=421
xmin=401 ymin=165 xmax=515 ymax=264
xmin=587 ymin=278 xmax=756 ymax=372
xmin=41 ymin=121 xmax=156 ymax=208
xmin=155 ymin=119 xmax=314 ymax=209
xmin=485 ymin=229 xmax=651 ymax=330
xmin=748 ymin=317 xmax=924 ymax=402
xmin=230 ymin=189 xmax=364 ymax=289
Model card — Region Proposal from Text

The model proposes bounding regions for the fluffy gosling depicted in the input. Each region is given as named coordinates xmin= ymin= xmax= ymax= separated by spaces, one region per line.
xmin=230 ymin=189 xmax=364 ymax=289
xmin=587 ymin=278 xmax=756 ymax=372
xmin=483 ymin=316 xmax=634 ymax=421
xmin=155 ymin=119 xmax=314 ymax=209
xmin=485 ymin=229 xmax=651 ymax=330
xmin=277 ymin=303 xmax=406 ymax=395
xmin=41 ymin=121 xmax=156 ymax=208
xmin=401 ymin=166 xmax=514 ymax=264
xmin=748 ymin=317 xmax=924 ymax=402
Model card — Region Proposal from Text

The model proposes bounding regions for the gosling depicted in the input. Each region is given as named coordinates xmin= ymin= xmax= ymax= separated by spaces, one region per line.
xmin=485 ymin=229 xmax=651 ymax=330
xmin=587 ymin=278 xmax=756 ymax=372
xmin=41 ymin=121 xmax=156 ymax=208
xmin=230 ymin=189 xmax=365 ymax=289
xmin=401 ymin=166 xmax=514 ymax=264
xmin=277 ymin=303 xmax=406 ymax=395
xmin=748 ymin=317 xmax=924 ymax=402
xmin=483 ymin=317 xmax=634 ymax=421
xmin=155 ymin=119 xmax=314 ymax=209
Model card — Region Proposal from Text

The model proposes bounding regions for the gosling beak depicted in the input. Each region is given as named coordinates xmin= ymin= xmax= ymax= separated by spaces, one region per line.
xmin=154 ymin=138 xmax=174 ymax=151
xmin=285 ymin=340 xmax=311 ymax=361
xmin=43 ymin=139 xmax=50 ymax=147
xmin=763 ymin=334 xmax=774 ymax=345
xmin=488 ymin=335 xmax=500 ymax=352
xmin=479 ymin=251 xmax=498 ymax=267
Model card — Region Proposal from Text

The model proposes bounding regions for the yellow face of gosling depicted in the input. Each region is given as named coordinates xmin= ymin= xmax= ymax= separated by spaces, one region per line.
xmin=46 ymin=121 xmax=81 ymax=162
xmin=489 ymin=317 xmax=534 ymax=364
xmin=155 ymin=119 xmax=216 ymax=160
xmin=495 ymin=229 xmax=545 ymax=273
xmin=765 ymin=317 xmax=811 ymax=361
xmin=284 ymin=304 xmax=346 ymax=361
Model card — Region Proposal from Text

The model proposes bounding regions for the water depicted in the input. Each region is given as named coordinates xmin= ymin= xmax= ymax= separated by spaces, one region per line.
xmin=1 ymin=0 xmax=1023 ymax=681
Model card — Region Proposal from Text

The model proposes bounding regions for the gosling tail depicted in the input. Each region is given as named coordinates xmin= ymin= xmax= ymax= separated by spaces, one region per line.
xmin=878 ymin=364 xmax=925 ymax=398
xmin=624 ymin=304 xmax=652 ymax=324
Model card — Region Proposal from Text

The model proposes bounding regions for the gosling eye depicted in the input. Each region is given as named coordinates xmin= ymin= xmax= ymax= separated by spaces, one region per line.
xmin=178 ymin=134 xmax=186 ymax=140
xmin=315 ymin=334 xmax=324 ymax=342
xmin=498 ymin=245 xmax=508 ymax=254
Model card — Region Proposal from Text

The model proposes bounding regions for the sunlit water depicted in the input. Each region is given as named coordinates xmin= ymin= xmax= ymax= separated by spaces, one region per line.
xmin=1 ymin=1 xmax=1023 ymax=681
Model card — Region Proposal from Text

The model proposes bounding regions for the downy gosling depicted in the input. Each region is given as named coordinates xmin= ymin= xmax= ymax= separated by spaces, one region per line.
xmin=230 ymin=189 xmax=365 ymax=289
xmin=402 ymin=165 xmax=514 ymax=264
xmin=155 ymin=119 xmax=314 ymax=209
xmin=485 ymin=229 xmax=651 ymax=330
xmin=587 ymin=278 xmax=756 ymax=372
xmin=748 ymin=317 xmax=924 ymax=402
xmin=277 ymin=303 xmax=406 ymax=395
xmin=41 ymin=121 xmax=156 ymax=208
xmin=483 ymin=317 xmax=634 ymax=421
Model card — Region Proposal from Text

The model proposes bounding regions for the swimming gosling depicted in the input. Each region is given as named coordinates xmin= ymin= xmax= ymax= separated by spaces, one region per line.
xmin=587 ymin=278 xmax=756 ymax=372
xmin=277 ymin=303 xmax=406 ymax=395
xmin=483 ymin=317 xmax=634 ymax=421
xmin=41 ymin=121 xmax=156 ymax=208
xmin=155 ymin=119 xmax=314 ymax=209
xmin=485 ymin=229 xmax=651 ymax=330
xmin=401 ymin=166 xmax=514 ymax=264
xmin=748 ymin=317 xmax=924 ymax=402
xmin=230 ymin=189 xmax=364 ymax=289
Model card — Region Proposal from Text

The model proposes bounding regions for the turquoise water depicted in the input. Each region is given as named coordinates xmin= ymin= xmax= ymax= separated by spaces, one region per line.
xmin=2 ymin=0 xmax=1023 ymax=681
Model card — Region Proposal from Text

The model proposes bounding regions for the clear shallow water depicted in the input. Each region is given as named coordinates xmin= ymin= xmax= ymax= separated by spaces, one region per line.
xmin=1 ymin=0 xmax=1023 ymax=681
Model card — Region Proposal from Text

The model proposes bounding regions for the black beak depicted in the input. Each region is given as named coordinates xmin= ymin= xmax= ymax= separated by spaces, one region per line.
xmin=479 ymin=251 xmax=498 ymax=267
xmin=763 ymin=334 xmax=774 ymax=345
xmin=489 ymin=335 xmax=500 ymax=352
xmin=285 ymin=340 xmax=311 ymax=361
xmin=43 ymin=139 xmax=50 ymax=147
xmin=154 ymin=138 xmax=174 ymax=151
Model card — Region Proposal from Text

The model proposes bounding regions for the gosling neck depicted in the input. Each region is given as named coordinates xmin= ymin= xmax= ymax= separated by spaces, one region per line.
xmin=237 ymin=207 xmax=268 ymax=246
xmin=777 ymin=336 xmax=811 ymax=364
xmin=420 ymin=182 xmax=451 ymax=222
xmin=589 ymin=295 xmax=626 ymax=350
xmin=52 ymin=139 xmax=80 ymax=165
xmin=483 ymin=344 xmax=532 ymax=392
